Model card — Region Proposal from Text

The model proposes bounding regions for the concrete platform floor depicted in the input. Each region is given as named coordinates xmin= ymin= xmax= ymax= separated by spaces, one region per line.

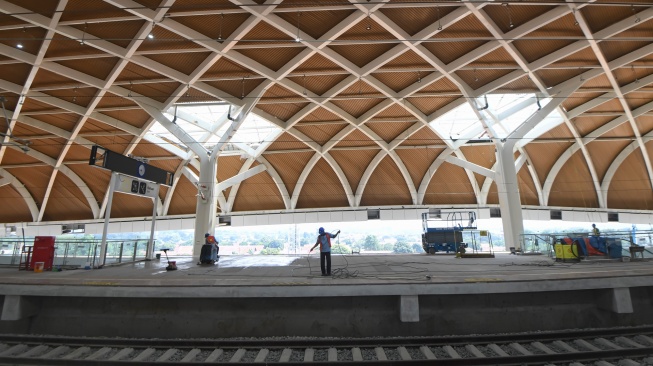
xmin=0 ymin=253 xmax=651 ymax=290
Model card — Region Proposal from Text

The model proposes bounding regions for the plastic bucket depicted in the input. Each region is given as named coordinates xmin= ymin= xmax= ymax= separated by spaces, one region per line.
xmin=34 ymin=262 xmax=44 ymax=273
xmin=156 ymin=253 xmax=161 ymax=259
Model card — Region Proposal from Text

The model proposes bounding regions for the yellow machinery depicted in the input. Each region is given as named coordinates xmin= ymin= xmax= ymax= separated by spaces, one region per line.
xmin=554 ymin=243 xmax=580 ymax=262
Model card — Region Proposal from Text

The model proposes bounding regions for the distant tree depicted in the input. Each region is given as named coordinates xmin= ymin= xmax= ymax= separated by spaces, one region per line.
xmin=264 ymin=239 xmax=284 ymax=250
xmin=331 ymin=244 xmax=351 ymax=254
xmin=393 ymin=241 xmax=413 ymax=253
xmin=412 ymin=243 xmax=424 ymax=253
xmin=260 ymin=248 xmax=281 ymax=255
xmin=381 ymin=242 xmax=393 ymax=251
xmin=363 ymin=235 xmax=380 ymax=251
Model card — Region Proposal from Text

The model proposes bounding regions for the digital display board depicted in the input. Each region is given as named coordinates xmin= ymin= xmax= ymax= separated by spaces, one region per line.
xmin=89 ymin=145 xmax=173 ymax=186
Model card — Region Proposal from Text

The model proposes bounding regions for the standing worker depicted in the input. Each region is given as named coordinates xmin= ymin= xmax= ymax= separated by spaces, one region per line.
xmin=591 ymin=223 xmax=600 ymax=236
xmin=310 ymin=227 xmax=340 ymax=276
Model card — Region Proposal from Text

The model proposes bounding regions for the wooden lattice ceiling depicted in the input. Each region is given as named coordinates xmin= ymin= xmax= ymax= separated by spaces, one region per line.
xmin=1 ymin=0 xmax=653 ymax=224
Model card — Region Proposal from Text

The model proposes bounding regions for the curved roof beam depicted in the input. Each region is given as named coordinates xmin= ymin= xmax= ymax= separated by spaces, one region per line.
xmin=471 ymin=5 xmax=604 ymax=208
xmin=6 ymin=145 xmax=99 ymax=220
xmin=0 ymin=168 xmax=39 ymax=222
xmin=0 ymin=0 xmax=66 ymax=164
xmin=539 ymin=44 xmax=653 ymax=205
xmin=600 ymin=130 xmax=653 ymax=207
xmin=225 ymin=155 xmax=290 ymax=213
xmin=544 ymin=97 xmax=653 ymax=206
xmin=570 ymin=3 xmax=653 ymax=198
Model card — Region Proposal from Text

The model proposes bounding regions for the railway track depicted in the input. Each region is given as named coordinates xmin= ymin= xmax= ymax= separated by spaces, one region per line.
xmin=0 ymin=326 xmax=652 ymax=365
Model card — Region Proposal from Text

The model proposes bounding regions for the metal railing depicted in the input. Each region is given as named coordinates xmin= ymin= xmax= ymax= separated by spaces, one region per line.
xmin=0 ymin=238 xmax=156 ymax=268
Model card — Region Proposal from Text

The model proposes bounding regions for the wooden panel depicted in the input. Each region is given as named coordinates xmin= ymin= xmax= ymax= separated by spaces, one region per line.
xmin=423 ymin=162 xmax=476 ymax=205
xmin=400 ymin=126 xmax=444 ymax=146
xmin=572 ymin=115 xmax=616 ymax=137
xmin=68 ymin=164 xmax=111 ymax=203
xmin=167 ymin=174 xmax=198 ymax=216
xmin=524 ymin=142 xmax=573 ymax=183
xmin=548 ymin=150 xmax=599 ymax=208
xmin=41 ymin=172 xmax=93 ymax=221
xmin=460 ymin=145 xmax=496 ymax=187
xmin=266 ymin=132 xmax=310 ymax=151
xmin=295 ymin=158 xmax=348 ymax=209
xmin=232 ymin=170 xmax=285 ymax=211
xmin=607 ymin=145 xmax=653 ymax=210
xmin=395 ymin=148 xmax=442 ymax=188
xmin=330 ymin=149 xmax=380 ymax=192
xmin=0 ymin=185 xmax=32 ymax=222
xmin=586 ymin=140 xmax=632 ymax=182
xmin=264 ymin=152 xmax=314 ymax=195
xmin=518 ymin=166 xmax=539 ymax=206
xmin=1 ymin=147 xmax=42 ymax=166
xmin=295 ymin=124 xmax=346 ymax=146
xmin=6 ymin=166 xmax=52 ymax=207
xmin=365 ymin=122 xmax=416 ymax=143
xmin=361 ymin=156 xmax=412 ymax=206
xmin=236 ymin=47 xmax=305 ymax=73
xmin=485 ymin=172 xmax=538 ymax=206
xmin=333 ymin=129 xmax=378 ymax=148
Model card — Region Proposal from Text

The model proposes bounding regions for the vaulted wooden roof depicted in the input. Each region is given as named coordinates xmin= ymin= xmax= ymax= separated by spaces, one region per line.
xmin=1 ymin=0 xmax=653 ymax=224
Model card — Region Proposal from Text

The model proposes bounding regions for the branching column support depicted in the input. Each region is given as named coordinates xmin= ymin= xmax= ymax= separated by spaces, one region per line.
xmin=138 ymin=101 xmax=219 ymax=255
xmin=497 ymin=81 xmax=582 ymax=249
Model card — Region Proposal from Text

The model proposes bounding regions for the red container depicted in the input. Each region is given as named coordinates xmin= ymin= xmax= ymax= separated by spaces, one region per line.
xmin=31 ymin=236 xmax=55 ymax=271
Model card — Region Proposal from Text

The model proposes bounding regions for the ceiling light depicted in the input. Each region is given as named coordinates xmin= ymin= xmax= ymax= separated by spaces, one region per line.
xmin=147 ymin=34 xmax=154 ymax=39
xmin=16 ymin=43 xmax=23 ymax=49
xmin=632 ymin=5 xmax=641 ymax=23
xmin=217 ymin=13 xmax=224 ymax=41
xmin=295 ymin=12 xmax=302 ymax=43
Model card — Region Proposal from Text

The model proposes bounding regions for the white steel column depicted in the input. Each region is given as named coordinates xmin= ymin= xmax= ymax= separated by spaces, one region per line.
xmin=193 ymin=154 xmax=218 ymax=253
xmin=494 ymin=143 xmax=524 ymax=250
xmin=99 ymin=172 xmax=118 ymax=267
xmin=146 ymin=184 xmax=160 ymax=260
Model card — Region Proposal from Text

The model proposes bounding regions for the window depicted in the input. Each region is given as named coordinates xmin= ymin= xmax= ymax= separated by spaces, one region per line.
xmin=367 ymin=209 xmax=380 ymax=220
xmin=62 ymin=224 xmax=85 ymax=234
xmin=550 ymin=210 xmax=562 ymax=220
xmin=490 ymin=208 xmax=501 ymax=218
xmin=218 ymin=216 xmax=231 ymax=226
xmin=429 ymin=209 xmax=441 ymax=219
xmin=608 ymin=212 xmax=619 ymax=222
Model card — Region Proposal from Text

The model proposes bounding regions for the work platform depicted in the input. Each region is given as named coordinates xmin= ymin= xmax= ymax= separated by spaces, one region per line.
xmin=0 ymin=253 xmax=652 ymax=339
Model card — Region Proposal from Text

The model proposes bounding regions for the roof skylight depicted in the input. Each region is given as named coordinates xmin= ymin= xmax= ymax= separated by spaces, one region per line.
xmin=147 ymin=104 xmax=281 ymax=157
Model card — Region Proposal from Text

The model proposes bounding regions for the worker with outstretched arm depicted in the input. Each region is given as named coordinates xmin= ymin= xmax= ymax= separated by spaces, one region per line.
xmin=310 ymin=227 xmax=340 ymax=276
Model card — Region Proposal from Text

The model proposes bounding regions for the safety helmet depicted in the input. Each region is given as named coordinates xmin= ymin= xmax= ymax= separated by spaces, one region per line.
xmin=205 ymin=233 xmax=210 ymax=237
xmin=318 ymin=227 xmax=325 ymax=234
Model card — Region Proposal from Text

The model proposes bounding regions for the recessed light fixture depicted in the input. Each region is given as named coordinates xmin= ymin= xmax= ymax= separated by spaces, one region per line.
xmin=16 ymin=43 xmax=23 ymax=48
xmin=147 ymin=34 xmax=154 ymax=39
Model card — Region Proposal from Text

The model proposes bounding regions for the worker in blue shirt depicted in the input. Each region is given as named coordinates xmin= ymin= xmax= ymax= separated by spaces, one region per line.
xmin=310 ymin=227 xmax=340 ymax=276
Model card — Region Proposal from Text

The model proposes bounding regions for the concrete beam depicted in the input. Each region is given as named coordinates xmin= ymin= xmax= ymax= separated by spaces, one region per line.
xmin=399 ymin=295 xmax=419 ymax=322
xmin=1 ymin=295 xmax=39 ymax=321
xmin=598 ymin=287 xmax=633 ymax=314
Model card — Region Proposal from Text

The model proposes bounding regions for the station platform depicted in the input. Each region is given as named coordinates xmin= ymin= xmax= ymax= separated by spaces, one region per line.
xmin=1 ymin=253 xmax=652 ymax=339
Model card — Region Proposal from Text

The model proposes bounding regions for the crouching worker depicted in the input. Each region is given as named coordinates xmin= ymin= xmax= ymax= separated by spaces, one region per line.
xmin=198 ymin=233 xmax=219 ymax=265
xmin=310 ymin=227 xmax=340 ymax=276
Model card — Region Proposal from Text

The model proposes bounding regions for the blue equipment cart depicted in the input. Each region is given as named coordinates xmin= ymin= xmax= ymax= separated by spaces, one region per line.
xmin=422 ymin=211 xmax=476 ymax=254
